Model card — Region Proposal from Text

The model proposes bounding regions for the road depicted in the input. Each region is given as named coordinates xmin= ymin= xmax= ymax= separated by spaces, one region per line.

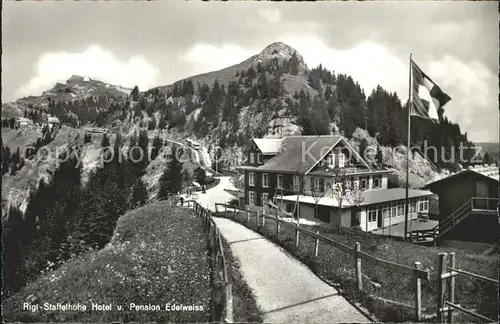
xmin=194 ymin=176 xmax=236 ymax=211
xmin=214 ymin=217 xmax=370 ymax=323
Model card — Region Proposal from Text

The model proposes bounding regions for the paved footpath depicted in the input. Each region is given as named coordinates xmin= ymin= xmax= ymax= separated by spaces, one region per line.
xmin=213 ymin=217 xmax=372 ymax=324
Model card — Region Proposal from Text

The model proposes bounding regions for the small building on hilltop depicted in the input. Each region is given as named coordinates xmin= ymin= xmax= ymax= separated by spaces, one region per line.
xmin=15 ymin=117 xmax=34 ymax=128
xmin=425 ymin=164 xmax=499 ymax=243
xmin=47 ymin=116 xmax=60 ymax=130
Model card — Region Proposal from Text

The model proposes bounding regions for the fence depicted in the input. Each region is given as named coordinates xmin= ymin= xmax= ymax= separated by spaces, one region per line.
xmin=185 ymin=200 xmax=233 ymax=324
xmin=214 ymin=203 xmax=430 ymax=321
xmin=437 ymin=252 xmax=498 ymax=323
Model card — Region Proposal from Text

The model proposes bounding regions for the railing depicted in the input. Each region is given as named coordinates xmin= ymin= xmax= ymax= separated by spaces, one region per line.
xmin=409 ymin=228 xmax=439 ymax=243
xmin=410 ymin=197 xmax=499 ymax=243
xmin=184 ymin=200 xmax=233 ymax=324
xmin=437 ymin=252 xmax=498 ymax=323
xmin=471 ymin=197 xmax=498 ymax=212
xmin=409 ymin=199 xmax=472 ymax=243
xmin=214 ymin=203 xmax=430 ymax=321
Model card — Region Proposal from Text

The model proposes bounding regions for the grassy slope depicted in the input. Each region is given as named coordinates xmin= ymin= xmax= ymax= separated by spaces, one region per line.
xmin=215 ymin=210 xmax=498 ymax=323
xmin=4 ymin=201 xmax=212 ymax=323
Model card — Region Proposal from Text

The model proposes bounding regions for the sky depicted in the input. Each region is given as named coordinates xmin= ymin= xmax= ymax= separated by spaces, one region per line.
xmin=2 ymin=2 xmax=498 ymax=143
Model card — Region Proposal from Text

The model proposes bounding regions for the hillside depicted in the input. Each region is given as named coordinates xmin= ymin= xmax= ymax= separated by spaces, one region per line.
xmin=3 ymin=201 xmax=212 ymax=323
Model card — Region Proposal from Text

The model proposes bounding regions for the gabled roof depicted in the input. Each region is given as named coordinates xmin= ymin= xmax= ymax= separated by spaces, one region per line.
xmin=252 ymin=138 xmax=283 ymax=155
xmin=256 ymin=135 xmax=348 ymax=174
xmin=426 ymin=165 xmax=499 ymax=188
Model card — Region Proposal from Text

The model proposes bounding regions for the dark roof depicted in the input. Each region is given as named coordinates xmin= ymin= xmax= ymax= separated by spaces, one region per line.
xmin=256 ymin=135 xmax=344 ymax=174
xmin=425 ymin=165 xmax=499 ymax=189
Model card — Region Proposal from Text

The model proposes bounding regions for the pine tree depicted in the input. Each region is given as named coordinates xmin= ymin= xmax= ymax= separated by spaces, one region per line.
xmin=359 ymin=139 xmax=368 ymax=161
xmin=3 ymin=206 xmax=26 ymax=297
xmin=131 ymin=178 xmax=148 ymax=208
xmin=157 ymin=145 xmax=183 ymax=200
xmin=131 ymin=86 xmax=139 ymax=101
xmin=151 ymin=135 xmax=163 ymax=161
xmin=290 ymin=51 xmax=300 ymax=75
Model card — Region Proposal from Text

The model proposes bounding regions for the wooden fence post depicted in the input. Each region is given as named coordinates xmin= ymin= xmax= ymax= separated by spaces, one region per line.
xmin=225 ymin=283 xmax=234 ymax=323
xmin=295 ymin=224 xmax=300 ymax=247
xmin=233 ymin=206 xmax=236 ymax=218
xmin=256 ymin=211 xmax=260 ymax=227
xmin=246 ymin=211 xmax=250 ymax=223
xmin=224 ymin=205 xmax=227 ymax=216
xmin=355 ymin=242 xmax=362 ymax=291
xmin=447 ymin=252 xmax=455 ymax=323
xmin=262 ymin=210 xmax=266 ymax=227
xmin=437 ymin=253 xmax=448 ymax=323
xmin=215 ymin=204 xmax=218 ymax=213
xmin=314 ymin=231 xmax=319 ymax=257
xmin=276 ymin=218 xmax=280 ymax=237
xmin=414 ymin=261 xmax=422 ymax=321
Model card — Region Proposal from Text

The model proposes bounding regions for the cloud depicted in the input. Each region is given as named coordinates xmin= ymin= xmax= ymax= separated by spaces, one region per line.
xmin=16 ymin=45 xmax=160 ymax=97
xmin=428 ymin=56 xmax=498 ymax=142
xmin=179 ymin=43 xmax=257 ymax=74
xmin=258 ymin=8 xmax=282 ymax=24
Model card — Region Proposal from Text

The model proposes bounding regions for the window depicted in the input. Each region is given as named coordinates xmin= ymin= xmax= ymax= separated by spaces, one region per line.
xmin=249 ymin=172 xmax=255 ymax=186
xmin=262 ymin=173 xmax=269 ymax=188
xmin=293 ymin=175 xmax=300 ymax=192
xmin=373 ymin=176 xmax=382 ymax=189
xmin=419 ymin=198 xmax=429 ymax=211
xmin=382 ymin=204 xmax=390 ymax=219
xmin=314 ymin=177 xmax=325 ymax=193
xmin=397 ymin=204 xmax=404 ymax=216
xmin=261 ymin=193 xmax=269 ymax=206
xmin=328 ymin=154 xmax=335 ymax=168
xmin=368 ymin=207 xmax=377 ymax=223
xmin=359 ymin=177 xmax=368 ymax=190
xmin=250 ymin=153 xmax=255 ymax=164
xmin=418 ymin=198 xmax=428 ymax=211
xmin=277 ymin=174 xmax=284 ymax=189
xmin=257 ymin=153 xmax=262 ymax=164
xmin=249 ymin=191 xmax=256 ymax=205
xmin=391 ymin=203 xmax=397 ymax=218
xmin=410 ymin=200 xmax=417 ymax=212
xmin=338 ymin=153 xmax=345 ymax=168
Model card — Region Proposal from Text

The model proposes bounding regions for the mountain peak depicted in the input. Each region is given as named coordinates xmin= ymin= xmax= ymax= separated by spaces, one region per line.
xmin=67 ymin=75 xmax=85 ymax=84
xmin=257 ymin=42 xmax=304 ymax=64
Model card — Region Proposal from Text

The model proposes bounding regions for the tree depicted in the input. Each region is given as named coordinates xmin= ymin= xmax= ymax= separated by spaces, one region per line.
xmin=328 ymin=166 xmax=364 ymax=231
xmin=376 ymin=146 xmax=384 ymax=166
xmin=194 ymin=167 xmax=207 ymax=186
xmin=131 ymin=178 xmax=148 ymax=208
xmin=290 ymin=51 xmax=300 ymax=75
xmin=157 ymin=145 xmax=183 ymax=200
xmin=131 ymin=86 xmax=139 ymax=101
xmin=3 ymin=205 xmax=26 ymax=297
xmin=158 ymin=115 xmax=168 ymax=130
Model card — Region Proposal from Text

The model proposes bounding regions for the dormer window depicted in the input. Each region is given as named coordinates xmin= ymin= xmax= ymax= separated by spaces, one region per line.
xmin=338 ymin=153 xmax=345 ymax=168
xmin=257 ymin=153 xmax=262 ymax=164
xmin=250 ymin=153 xmax=255 ymax=164
xmin=328 ymin=154 xmax=335 ymax=168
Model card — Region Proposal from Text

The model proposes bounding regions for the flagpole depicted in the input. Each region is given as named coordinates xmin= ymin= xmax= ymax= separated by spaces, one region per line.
xmin=404 ymin=53 xmax=413 ymax=240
